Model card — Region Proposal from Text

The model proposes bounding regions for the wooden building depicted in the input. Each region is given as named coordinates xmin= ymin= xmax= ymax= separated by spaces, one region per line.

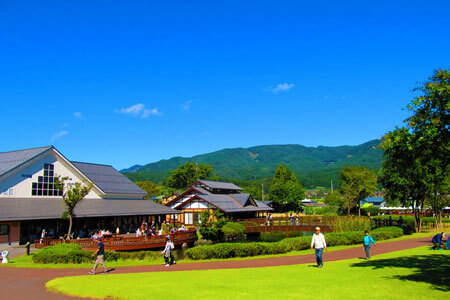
xmin=166 ymin=179 xmax=272 ymax=225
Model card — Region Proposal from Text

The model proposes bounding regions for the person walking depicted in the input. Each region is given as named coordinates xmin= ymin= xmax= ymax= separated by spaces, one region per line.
xmin=161 ymin=235 xmax=175 ymax=266
xmin=363 ymin=230 xmax=376 ymax=259
xmin=89 ymin=237 xmax=107 ymax=275
xmin=311 ymin=226 xmax=327 ymax=268
xmin=431 ymin=232 xmax=446 ymax=250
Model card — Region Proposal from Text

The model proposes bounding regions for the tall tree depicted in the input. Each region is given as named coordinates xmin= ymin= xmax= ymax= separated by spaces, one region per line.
xmin=55 ymin=176 xmax=93 ymax=239
xmin=379 ymin=129 xmax=428 ymax=231
xmin=165 ymin=162 xmax=217 ymax=190
xmin=339 ymin=166 xmax=377 ymax=216
xmin=269 ymin=164 xmax=305 ymax=211
xmin=380 ymin=69 xmax=449 ymax=231
xmin=406 ymin=69 xmax=450 ymax=226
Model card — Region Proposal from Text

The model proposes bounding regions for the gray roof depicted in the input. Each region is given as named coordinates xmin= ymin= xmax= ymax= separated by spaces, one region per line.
xmin=254 ymin=200 xmax=273 ymax=209
xmin=71 ymin=161 xmax=147 ymax=196
xmin=0 ymin=198 xmax=178 ymax=221
xmin=0 ymin=146 xmax=52 ymax=177
xmin=180 ymin=194 xmax=272 ymax=213
xmin=197 ymin=179 xmax=243 ymax=191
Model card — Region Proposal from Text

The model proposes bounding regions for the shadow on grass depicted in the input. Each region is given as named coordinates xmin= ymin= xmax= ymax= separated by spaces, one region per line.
xmin=351 ymin=254 xmax=450 ymax=291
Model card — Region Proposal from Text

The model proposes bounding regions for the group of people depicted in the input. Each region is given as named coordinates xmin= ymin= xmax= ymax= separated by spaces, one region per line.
xmin=264 ymin=213 xmax=301 ymax=226
xmin=135 ymin=220 xmax=188 ymax=237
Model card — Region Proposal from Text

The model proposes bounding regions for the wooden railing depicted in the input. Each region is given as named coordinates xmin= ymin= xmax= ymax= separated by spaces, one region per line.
xmin=240 ymin=216 xmax=334 ymax=233
xmin=35 ymin=229 xmax=197 ymax=251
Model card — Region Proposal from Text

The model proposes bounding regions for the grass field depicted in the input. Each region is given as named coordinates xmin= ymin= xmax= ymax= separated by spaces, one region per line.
xmin=46 ymin=246 xmax=449 ymax=299
xmin=2 ymin=232 xmax=434 ymax=269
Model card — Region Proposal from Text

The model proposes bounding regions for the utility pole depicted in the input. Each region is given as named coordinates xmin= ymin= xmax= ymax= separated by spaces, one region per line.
xmin=331 ymin=180 xmax=334 ymax=194
xmin=261 ymin=183 xmax=264 ymax=201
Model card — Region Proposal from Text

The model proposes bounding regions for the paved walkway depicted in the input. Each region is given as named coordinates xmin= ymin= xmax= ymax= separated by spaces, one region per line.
xmin=0 ymin=236 xmax=432 ymax=300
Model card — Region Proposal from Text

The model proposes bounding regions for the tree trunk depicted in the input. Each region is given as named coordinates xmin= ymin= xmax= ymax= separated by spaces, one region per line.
xmin=67 ymin=214 xmax=73 ymax=240
xmin=347 ymin=205 xmax=351 ymax=216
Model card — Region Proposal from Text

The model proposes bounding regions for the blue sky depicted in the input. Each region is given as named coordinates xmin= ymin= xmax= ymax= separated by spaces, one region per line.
xmin=1 ymin=1 xmax=449 ymax=170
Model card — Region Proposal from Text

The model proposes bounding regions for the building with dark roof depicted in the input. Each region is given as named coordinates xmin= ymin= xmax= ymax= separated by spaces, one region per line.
xmin=0 ymin=146 xmax=178 ymax=244
xmin=166 ymin=180 xmax=272 ymax=224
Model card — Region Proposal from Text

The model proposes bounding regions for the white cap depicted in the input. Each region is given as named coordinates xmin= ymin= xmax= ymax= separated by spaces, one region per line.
xmin=315 ymin=227 xmax=320 ymax=231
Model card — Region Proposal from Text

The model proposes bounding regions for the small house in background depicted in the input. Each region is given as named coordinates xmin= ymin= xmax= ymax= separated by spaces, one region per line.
xmin=360 ymin=196 xmax=385 ymax=208
xmin=300 ymin=199 xmax=327 ymax=208
xmin=165 ymin=179 xmax=273 ymax=225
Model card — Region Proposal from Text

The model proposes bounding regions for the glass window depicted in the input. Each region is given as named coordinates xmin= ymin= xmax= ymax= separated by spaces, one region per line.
xmin=0 ymin=224 xmax=9 ymax=235
xmin=31 ymin=163 xmax=59 ymax=197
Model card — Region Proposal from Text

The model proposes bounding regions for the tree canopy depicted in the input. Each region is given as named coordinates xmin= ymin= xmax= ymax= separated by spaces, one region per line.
xmin=380 ymin=68 xmax=449 ymax=230
xmin=135 ymin=181 xmax=161 ymax=200
xmin=268 ymin=164 xmax=305 ymax=211
xmin=55 ymin=176 xmax=93 ymax=239
xmin=339 ymin=166 xmax=377 ymax=215
xmin=165 ymin=162 xmax=217 ymax=190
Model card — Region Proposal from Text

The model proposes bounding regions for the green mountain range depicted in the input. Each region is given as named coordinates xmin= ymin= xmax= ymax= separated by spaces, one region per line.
xmin=122 ymin=139 xmax=383 ymax=188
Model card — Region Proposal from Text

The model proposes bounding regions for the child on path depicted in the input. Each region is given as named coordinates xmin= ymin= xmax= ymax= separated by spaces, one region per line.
xmin=311 ymin=227 xmax=327 ymax=267
xmin=363 ymin=230 xmax=376 ymax=259
xmin=89 ymin=237 xmax=107 ymax=275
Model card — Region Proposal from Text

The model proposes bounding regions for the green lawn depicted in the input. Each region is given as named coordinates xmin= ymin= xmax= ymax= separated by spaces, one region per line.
xmin=46 ymin=246 xmax=449 ymax=299
xmin=2 ymin=232 xmax=434 ymax=269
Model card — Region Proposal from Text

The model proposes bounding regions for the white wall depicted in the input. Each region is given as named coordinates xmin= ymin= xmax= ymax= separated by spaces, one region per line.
xmin=0 ymin=150 xmax=100 ymax=199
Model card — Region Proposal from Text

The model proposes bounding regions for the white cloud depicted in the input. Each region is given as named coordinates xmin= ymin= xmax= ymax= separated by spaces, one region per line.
xmin=183 ymin=99 xmax=194 ymax=111
xmin=116 ymin=103 xmax=161 ymax=118
xmin=74 ymin=112 xmax=83 ymax=118
xmin=51 ymin=130 xmax=68 ymax=142
xmin=142 ymin=108 xmax=161 ymax=118
xmin=271 ymin=83 xmax=295 ymax=94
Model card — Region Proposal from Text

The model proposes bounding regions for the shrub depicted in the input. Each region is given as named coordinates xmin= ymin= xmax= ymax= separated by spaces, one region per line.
xmin=259 ymin=232 xmax=304 ymax=242
xmin=221 ymin=222 xmax=246 ymax=242
xmin=32 ymin=243 xmax=165 ymax=264
xmin=32 ymin=243 xmax=91 ymax=264
xmin=185 ymin=227 xmax=403 ymax=260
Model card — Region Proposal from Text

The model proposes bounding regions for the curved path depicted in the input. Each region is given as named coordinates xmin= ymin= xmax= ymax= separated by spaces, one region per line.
xmin=0 ymin=236 xmax=431 ymax=300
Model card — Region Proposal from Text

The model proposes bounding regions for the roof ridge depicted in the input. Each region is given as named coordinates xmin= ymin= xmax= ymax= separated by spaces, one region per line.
xmin=227 ymin=194 xmax=244 ymax=208
xmin=71 ymin=161 xmax=113 ymax=167
xmin=0 ymin=145 xmax=53 ymax=154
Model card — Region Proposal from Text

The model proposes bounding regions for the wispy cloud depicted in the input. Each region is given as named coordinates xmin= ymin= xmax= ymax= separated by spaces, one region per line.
xmin=51 ymin=130 xmax=68 ymax=142
xmin=272 ymin=83 xmax=295 ymax=94
xmin=116 ymin=103 xmax=162 ymax=118
xmin=183 ymin=99 xmax=194 ymax=111
xmin=74 ymin=112 xmax=83 ymax=118
xmin=142 ymin=108 xmax=162 ymax=118
xmin=265 ymin=83 xmax=295 ymax=94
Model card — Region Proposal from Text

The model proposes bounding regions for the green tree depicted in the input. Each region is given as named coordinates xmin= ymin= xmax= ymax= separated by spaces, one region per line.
xmin=198 ymin=209 xmax=228 ymax=242
xmin=135 ymin=181 xmax=161 ymax=200
xmin=324 ymin=191 xmax=346 ymax=207
xmin=165 ymin=162 xmax=216 ymax=190
xmin=379 ymin=128 xmax=429 ymax=231
xmin=339 ymin=166 xmax=377 ymax=216
xmin=406 ymin=69 xmax=450 ymax=226
xmin=269 ymin=164 xmax=305 ymax=211
xmin=55 ymin=176 xmax=93 ymax=239
xmin=380 ymin=69 xmax=449 ymax=231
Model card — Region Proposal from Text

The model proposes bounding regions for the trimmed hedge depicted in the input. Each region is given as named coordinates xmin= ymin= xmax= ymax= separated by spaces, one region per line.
xmin=32 ymin=243 xmax=164 ymax=264
xmin=32 ymin=243 xmax=91 ymax=264
xmin=185 ymin=227 xmax=403 ymax=260
xmin=372 ymin=215 xmax=450 ymax=226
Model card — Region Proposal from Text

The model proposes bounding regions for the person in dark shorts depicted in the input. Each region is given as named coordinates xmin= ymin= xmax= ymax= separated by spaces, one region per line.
xmin=89 ymin=237 xmax=107 ymax=274
xmin=363 ymin=230 xmax=376 ymax=259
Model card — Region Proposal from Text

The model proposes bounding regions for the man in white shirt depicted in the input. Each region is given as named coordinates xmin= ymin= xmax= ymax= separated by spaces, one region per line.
xmin=311 ymin=226 xmax=327 ymax=268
